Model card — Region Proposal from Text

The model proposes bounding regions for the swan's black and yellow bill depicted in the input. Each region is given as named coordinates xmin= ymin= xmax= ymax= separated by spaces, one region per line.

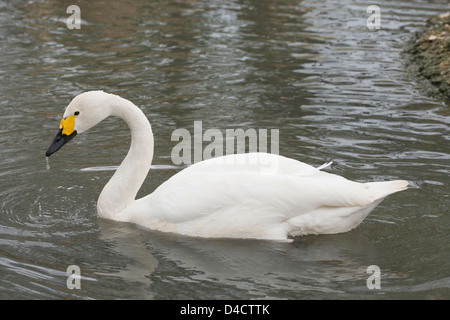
xmin=45 ymin=115 xmax=77 ymax=157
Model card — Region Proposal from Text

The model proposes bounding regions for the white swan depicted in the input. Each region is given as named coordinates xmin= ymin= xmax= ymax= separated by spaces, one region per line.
xmin=45 ymin=91 xmax=408 ymax=241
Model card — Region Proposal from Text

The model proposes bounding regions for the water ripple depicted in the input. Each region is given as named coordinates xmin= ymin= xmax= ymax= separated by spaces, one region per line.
xmin=0 ymin=0 xmax=448 ymax=299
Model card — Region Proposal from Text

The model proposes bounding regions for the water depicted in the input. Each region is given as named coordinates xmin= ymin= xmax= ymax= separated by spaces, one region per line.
xmin=0 ymin=0 xmax=449 ymax=300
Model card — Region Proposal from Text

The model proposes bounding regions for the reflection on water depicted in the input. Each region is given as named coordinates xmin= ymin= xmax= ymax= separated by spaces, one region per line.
xmin=0 ymin=0 xmax=449 ymax=299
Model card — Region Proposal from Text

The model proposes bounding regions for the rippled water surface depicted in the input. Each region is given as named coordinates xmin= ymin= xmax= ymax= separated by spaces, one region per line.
xmin=0 ymin=0 xmax=449 ymax=300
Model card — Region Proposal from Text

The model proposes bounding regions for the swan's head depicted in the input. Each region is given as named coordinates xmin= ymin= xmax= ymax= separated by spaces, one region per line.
xmin=45 ymin=91 xmax=113 ymax=157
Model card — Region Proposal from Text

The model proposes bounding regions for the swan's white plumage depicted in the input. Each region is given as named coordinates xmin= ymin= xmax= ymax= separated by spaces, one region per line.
xmin=51 ymin=91 xmax=408 ymax=241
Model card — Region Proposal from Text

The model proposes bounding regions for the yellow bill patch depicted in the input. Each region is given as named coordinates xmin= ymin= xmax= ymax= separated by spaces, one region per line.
xmin=60 ymin=115 xmax=76 ymax=136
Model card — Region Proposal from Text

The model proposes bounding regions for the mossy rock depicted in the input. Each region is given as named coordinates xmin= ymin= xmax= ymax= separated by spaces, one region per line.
xmin=405 ymin=12 xmax=450 ymax=101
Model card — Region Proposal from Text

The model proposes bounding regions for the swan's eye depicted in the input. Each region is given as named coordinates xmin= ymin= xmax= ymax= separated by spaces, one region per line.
xmin=74 ymin=111 xmax=80 ymax=116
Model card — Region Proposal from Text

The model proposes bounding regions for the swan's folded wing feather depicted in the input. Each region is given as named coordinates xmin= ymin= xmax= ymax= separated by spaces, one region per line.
xmin=137 ymin=168 xmax=374 ymax=225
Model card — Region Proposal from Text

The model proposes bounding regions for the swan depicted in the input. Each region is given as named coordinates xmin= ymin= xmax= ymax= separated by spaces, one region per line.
xmin=45 ymin=91 xmax=408 ymax=241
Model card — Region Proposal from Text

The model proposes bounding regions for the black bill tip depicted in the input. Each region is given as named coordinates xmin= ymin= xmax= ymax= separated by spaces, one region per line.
xmin=45 ymin=129 xmax=77 ymax=157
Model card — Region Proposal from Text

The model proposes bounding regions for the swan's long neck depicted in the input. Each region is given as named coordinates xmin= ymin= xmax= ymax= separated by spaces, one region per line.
xmin=97 ymin=96 xmax=154 ymax=219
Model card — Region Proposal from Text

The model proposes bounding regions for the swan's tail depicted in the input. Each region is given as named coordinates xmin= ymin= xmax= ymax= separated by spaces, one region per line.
xmin=365 ymin=180 xmax=409 ymax=200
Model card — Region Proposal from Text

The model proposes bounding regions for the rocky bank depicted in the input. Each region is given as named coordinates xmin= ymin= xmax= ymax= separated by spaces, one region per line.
xmin=405 ymin=12 xmax=450 ymax=101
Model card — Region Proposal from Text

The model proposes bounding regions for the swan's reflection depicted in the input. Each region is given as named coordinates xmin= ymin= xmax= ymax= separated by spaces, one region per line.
xmin=96 ymin=219 xmax=158 ymax=299
xmin=96 ymin=218 xmax=393 ymax=299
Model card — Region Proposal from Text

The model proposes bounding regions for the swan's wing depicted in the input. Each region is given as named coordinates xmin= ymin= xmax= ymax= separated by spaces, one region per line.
xmin=135 ymin=153 xmax=371 ymax=222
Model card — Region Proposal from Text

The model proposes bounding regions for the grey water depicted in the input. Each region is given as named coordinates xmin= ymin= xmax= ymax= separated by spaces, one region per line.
xmin=0 ymin=0 xmax=449 ymax=300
